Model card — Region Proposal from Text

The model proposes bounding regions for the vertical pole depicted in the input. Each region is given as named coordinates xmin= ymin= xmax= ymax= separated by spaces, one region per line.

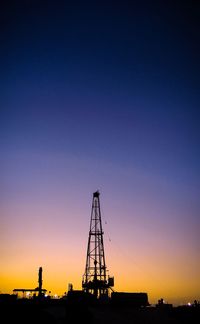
xmin=38 ymin=267 xmax=42 ymax=297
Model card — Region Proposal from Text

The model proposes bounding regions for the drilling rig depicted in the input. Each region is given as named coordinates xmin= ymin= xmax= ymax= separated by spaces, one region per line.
xmin=82 ymin=191 xmax=114 ymax=298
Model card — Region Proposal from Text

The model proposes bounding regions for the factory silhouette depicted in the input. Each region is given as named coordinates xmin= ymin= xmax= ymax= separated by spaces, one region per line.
xmin=0 ymin=191 xmax=199 ymax=323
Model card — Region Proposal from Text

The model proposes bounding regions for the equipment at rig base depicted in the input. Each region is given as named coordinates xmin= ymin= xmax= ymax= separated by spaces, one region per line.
xmin=82 ymin=191 xmax=114 ymax=298
xmin=13 ymin=267 xmax=47 ymax=297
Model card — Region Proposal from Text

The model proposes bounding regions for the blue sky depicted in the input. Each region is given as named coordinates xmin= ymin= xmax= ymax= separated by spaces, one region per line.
xmin=0 ymin=1 xmax=199 ymax=303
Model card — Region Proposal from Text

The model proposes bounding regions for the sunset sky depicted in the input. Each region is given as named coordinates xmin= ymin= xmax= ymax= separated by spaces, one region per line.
xmin=0 ymin=1 xmax=199 ymax=305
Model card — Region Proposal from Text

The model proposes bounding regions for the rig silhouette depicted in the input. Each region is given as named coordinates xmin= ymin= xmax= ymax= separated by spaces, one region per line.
xmin=82 ymin=191 xmax=114 ymax=298
xmin=2 ymin=191 xmax=199 ymax=324
xmin=11 ymin=191 xmax=148 ymax=307
xmin=69 ymin=190 xmax=148 ymax=307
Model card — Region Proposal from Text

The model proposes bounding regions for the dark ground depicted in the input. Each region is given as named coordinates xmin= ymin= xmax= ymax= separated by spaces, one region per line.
xmin=0 ymin=299 xmax=199 ymax=324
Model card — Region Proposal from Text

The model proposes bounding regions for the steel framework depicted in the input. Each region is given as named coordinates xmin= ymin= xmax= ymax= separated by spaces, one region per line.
xmin=82 ymin=191 xmax=114 ymax=298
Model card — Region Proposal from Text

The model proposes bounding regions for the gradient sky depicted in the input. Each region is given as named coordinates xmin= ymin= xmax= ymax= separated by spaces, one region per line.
xmin=0 ymin=1 xmax=200 ymax=305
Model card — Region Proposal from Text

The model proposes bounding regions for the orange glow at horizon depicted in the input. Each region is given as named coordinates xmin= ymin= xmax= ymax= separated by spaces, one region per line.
xmin=1 ymin=201 xmax=199 ymax=306
xmin=1 ymin=252 xmax=199 ymax=305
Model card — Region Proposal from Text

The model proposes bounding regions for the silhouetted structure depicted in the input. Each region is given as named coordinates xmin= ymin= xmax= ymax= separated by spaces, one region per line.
xmin=156 ymin=298 xmax=173 ymax=309
xmin=111 ymin=292 xmax=149 ymax=307
xmin=38 ymin=266 xmax=43 ymax=297
xmin=82 ymin=191 xmax=114 ymax=298
xmin=13 ymin=267 xmax=47 ymax=297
